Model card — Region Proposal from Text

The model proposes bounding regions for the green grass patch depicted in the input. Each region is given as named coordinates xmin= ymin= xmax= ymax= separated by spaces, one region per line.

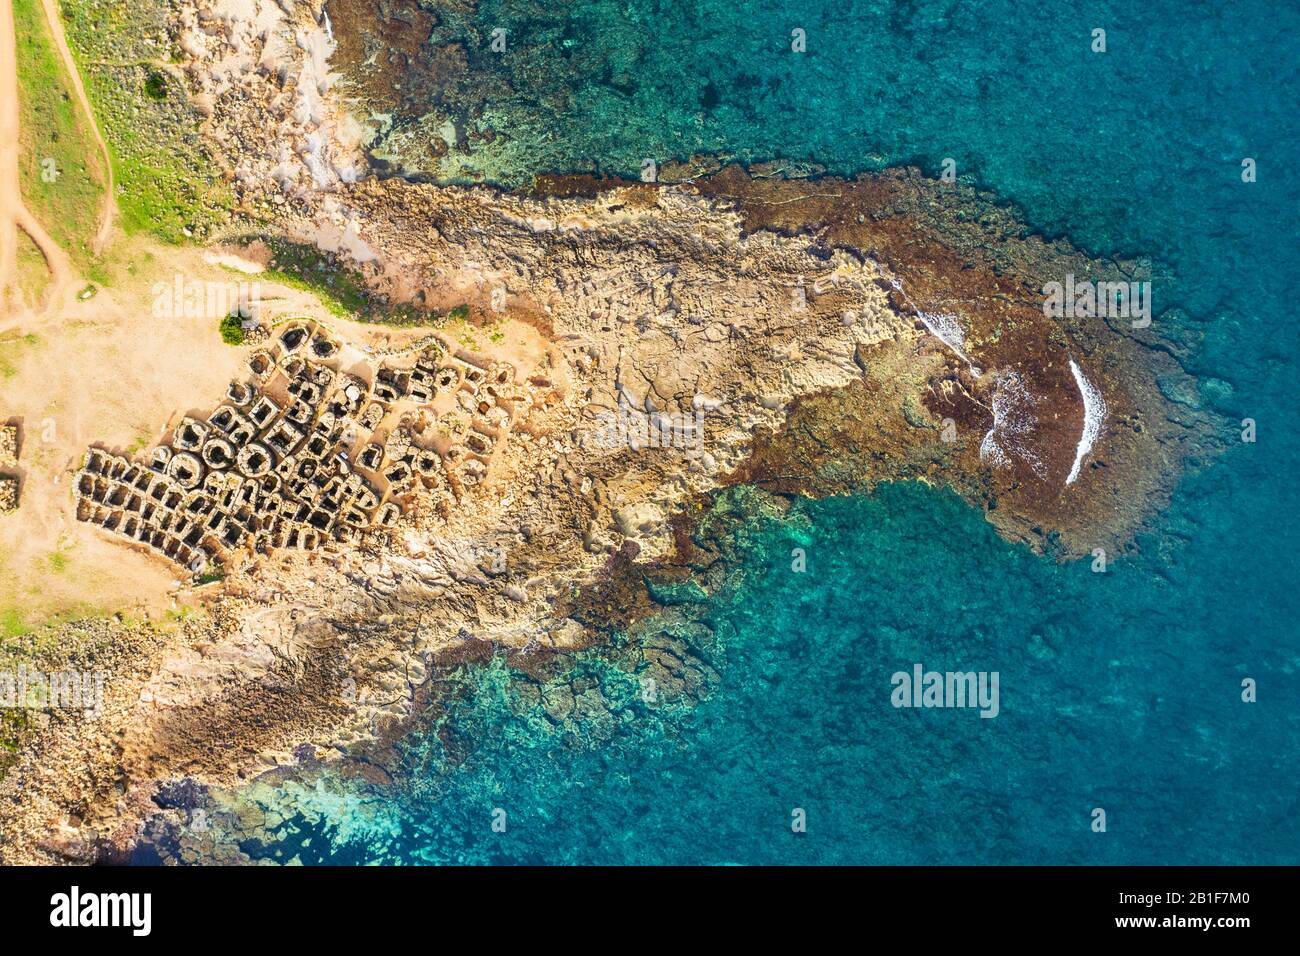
xmin=0 ymin=607 xmax=32 ymax=640
xmin=60 ymin=0 xmax=233 ymax=242
xmin=0 ymin=333 xmax=39 ymax=380
xmin=86 ymin=262 xmax=112 ymax=286
xmin=0 ymin=708 xmax=34 ymax=775
xmin=143 ymin=70 xmax=168 ymax=101
xmin=164 ymin=604 xmax=195 ymax=623
xmin=219 ymin=313 xmax=246 ymax=345
xmin=12 ymin=0 xmax=107 ymax=271
xmin=250 ymin=236 xmax=443 ymax=325
xmin=14 ymin=231 xmax=49 ymax=306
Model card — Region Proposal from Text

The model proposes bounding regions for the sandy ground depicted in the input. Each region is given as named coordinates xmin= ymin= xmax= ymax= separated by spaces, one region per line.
xmin=0 ymin=241 xmax=431 ymax=629
xmin=0 ymin=243 xmax=247 ymax=626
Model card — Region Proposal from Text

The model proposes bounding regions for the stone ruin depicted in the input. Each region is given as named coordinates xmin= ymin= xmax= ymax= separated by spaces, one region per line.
xmin=0 ymin=422 xmax=18 ymax=514
xmin=73 ymin=322 xmax=521 ymax=575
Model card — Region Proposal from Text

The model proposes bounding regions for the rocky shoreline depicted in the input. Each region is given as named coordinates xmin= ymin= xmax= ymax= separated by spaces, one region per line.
xmin=0 ymin=0 xmax=1220 ymax=863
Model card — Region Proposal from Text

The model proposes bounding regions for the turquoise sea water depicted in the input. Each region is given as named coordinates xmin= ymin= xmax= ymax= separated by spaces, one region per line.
xmin=241 ymin=477 xmax=1299 ymax=865
xmin=231 ymin=0 xmax=1298 ymax=864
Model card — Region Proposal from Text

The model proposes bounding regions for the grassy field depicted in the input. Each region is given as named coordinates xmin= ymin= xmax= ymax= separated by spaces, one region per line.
xmin=259 ymin=239 xmax=374 ymax=320
xmin=0 ymin=533 xmax=117 ymax=639
xmin=12 ymin=0 xmax=107 ymax=272
xmin=0 ymin=331 xmax=38 ymax=380
xmin=58 ymin=0 xmax=232 ymax=243
xmin=13 ymin=232 xmax=49 ymax=308
xmin=253 ymin=236 xmax=446 ymax=326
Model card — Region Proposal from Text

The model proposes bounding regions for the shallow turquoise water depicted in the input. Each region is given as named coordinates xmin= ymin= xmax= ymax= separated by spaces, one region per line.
xmin=243 ymin=472 xmax=1298 ymax=864
xmin=232 ymin=0 xmax=1298 ymax=864
xmin=411 ymin=1 xmax=1296 ymax=309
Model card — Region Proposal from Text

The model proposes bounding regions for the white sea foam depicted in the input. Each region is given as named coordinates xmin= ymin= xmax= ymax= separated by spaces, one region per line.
xmin=890 ymin=278 xmax=980 ymax=376
xmin=1066 ymin=358 xmax=1107 ymax=485
xmin=979 ymin=371 xmax=1043 ymax=477
xmin=918 ymin=311 xmax=971 ymax=363
xmin=291 ymin=10 xmax=368 ymax=188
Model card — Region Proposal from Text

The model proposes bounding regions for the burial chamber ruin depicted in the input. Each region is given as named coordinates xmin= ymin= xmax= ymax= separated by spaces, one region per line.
xmin=73 ymin=321 xmax=520 ymax=574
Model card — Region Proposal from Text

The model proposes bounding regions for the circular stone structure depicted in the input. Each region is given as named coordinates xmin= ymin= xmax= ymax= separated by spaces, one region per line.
xmin=311 ymin=334 xmax=338 ymax=358
xmin=247 ymin=349 xmax=275 ymax=380
xmin=236 ymin=442 xmax=274 ymax=478
xmin=413 ymin=448 xmax=442 ymax=477
xmin=279 ymin=323 xmax=309 ymax=353
xmin=201 ymin=436 xmax=236 ymax=469
xmin=166 ymin=452 xmax=204 ymax=489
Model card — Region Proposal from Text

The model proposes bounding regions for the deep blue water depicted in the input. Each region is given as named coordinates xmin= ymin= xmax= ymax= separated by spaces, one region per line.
xmin=233 ymin=0 xmax=1299 ymax=864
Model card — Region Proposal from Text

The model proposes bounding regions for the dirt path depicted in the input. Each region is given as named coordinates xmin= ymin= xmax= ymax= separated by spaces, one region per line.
xmin=0 ymin=0 xmax=74 ymax=314
xmin=38 ymin=0 xmax=115 ymax=256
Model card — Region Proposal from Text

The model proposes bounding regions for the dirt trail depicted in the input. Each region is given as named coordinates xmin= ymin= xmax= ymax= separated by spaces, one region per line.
xmin=0 ymin=0 xmax=74 ymax=314
xmin=39 ymin=0 xmax=115 ymax=255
